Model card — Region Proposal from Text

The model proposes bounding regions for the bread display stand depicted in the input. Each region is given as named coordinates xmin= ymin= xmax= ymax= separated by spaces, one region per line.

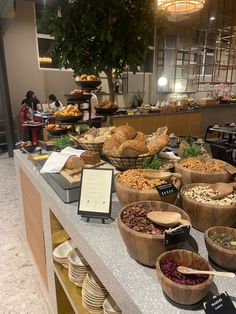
xmin=15 ymin=150 xmax=236 ymax=314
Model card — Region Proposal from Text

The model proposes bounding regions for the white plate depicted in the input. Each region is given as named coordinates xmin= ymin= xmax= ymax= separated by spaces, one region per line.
xmin=103 ymin=296 xmax=121 ymax=313
xmin=68 ymin=249 xmax=89 ymax=266
xmin=53 ymin=240 xmax=73 ymax=259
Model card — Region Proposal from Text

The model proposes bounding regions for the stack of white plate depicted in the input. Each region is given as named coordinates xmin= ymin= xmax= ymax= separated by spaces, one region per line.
xmin=68 ymin=248 xmax=90 ymax=287
xmin=82 ymin=271 xmax=108 ymax=313
xmin=103 ymin=295 xmax=121 ymax=314
xmin=53 ymin=239 xmax=73 ymax=268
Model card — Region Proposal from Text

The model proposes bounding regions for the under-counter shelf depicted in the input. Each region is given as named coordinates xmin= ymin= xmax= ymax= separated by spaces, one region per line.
xmin=54 ymin=262 xmax=89 ymax=314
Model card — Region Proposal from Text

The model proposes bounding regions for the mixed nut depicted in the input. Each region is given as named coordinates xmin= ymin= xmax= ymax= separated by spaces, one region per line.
xmin=121 ymin=204 xmax=168 ymax=235
xmin=182 ymin=185 xmax=236 ymax=206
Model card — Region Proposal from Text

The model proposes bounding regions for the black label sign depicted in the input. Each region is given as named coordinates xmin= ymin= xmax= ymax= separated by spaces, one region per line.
xmin=164 ymin=225 xmax=190 ymax=246
xmin=156 ymin=183 xmax=178 ymax=196
xmin=204 ymin=292 xmax=236 ymax=314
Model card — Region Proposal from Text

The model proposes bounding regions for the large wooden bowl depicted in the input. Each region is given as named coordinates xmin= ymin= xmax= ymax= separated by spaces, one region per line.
xmin=180 ymin=183 xmax=236 ymax=232
xmin=204 ymin=226 xmax=236 ymax=271
xmin=117 ymin=201 xmax=191 ymax=267
xmin=115 ymin=171 xmax=181 ymax=206
xmin=175 ymin=159 xmax=232 ymax=186
xmin=156 ymin=249 xmax=214 ymax=305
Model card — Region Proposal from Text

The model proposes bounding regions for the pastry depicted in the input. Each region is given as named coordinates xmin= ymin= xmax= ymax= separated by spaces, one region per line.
xmin=118 ymin=140 xmax=148 ymax=157
xmin=87 ymin=75 xmax=98 ymax=81
xmin=65 ymin=156 xmax=85 ymax=170
xmin=80 ymin=151 xmax=100 ymax=165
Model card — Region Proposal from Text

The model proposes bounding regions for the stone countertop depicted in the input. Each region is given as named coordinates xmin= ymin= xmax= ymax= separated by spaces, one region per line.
xmin=14 ymin=150 xmax=236 ymax=314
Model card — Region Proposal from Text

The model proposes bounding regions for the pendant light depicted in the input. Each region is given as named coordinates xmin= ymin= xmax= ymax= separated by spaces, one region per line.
xmin=157 ymin=0 xmax=205 ymax=14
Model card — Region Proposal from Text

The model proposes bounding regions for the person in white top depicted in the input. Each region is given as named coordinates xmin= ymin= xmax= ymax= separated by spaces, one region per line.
xmin=48 ymin=94 xmax=63 ymax=110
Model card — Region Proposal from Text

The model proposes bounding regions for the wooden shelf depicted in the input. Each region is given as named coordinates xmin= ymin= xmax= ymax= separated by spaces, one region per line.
xmin=54 ymin=262 xmax=89 ymax=314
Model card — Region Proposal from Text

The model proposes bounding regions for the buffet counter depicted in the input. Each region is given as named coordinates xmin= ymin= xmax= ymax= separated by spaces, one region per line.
xmin=111 ymin=103 xmax=236 ymax=138
xmin=14 ymin=150 xmax=236 ymax=314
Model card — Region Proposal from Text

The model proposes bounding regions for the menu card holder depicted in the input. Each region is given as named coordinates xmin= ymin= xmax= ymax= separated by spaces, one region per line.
xmin=78 ymin=168 xmax=114 ymax=223
xmin=203 ymin=292 xmax=236 ymax=314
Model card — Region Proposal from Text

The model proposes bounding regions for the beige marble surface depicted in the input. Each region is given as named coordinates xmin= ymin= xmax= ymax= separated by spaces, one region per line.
xmin=0 ymin=154 xmax=53 ymax=314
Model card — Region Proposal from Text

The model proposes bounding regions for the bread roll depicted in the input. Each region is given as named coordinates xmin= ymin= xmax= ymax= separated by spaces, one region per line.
xmin=87 ymin=75 xmax=97 ymax=81
xmin=147 ymin=134 xmax=170 ymax=153
xmin=118 ymin=140 xmax=148 ymax=157
xmin=65 ymin=156 xmax=85 ymax=170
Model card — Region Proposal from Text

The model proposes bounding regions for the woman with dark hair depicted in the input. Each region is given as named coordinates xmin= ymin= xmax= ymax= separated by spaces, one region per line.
xmin=48 ymin=94 xmax=63 ymax=110
xmin=21 ymin=90 xmax=42 ymax=112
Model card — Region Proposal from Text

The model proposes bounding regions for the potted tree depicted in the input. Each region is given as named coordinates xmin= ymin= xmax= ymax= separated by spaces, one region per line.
xmin=40 ymin=0 xmax=166 ymax=101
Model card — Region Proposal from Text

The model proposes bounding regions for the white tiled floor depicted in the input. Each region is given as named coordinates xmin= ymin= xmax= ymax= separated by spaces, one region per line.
xmin=0 ymin=154 xmax=53 ymax=314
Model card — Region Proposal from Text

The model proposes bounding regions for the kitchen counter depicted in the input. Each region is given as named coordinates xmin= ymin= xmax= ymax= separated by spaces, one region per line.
xmin=14 ymin=150 xmax=236 ymax=314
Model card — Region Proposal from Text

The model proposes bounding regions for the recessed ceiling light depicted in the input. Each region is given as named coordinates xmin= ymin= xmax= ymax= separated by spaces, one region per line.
xmin=210 ymin=16 xmax=215 ymax=21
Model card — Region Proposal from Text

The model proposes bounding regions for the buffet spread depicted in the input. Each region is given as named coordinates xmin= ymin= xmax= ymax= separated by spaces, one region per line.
xmin=17 ymin=99 xmax=236 ymax=313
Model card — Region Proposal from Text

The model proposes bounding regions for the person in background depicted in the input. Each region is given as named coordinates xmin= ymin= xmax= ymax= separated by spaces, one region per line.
xmin=48 ymin=94 xmax=63 ymax=110
xmin=21 ymin=90 xmax=42 ymax=112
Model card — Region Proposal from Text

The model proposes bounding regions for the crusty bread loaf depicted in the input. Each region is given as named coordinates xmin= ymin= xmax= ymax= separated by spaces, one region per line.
xmin=113 ymin=125 xmax=137 ymax=140
xmin=65 ymin=156 xmax=85 ymax=170
xmin=103 ymin=134 xmax=120 ymax=155
xmin=134 ymin=131 xmax=146 ymax=143
xmin=118 ymin=140 xmax=148 ymax=157
xmin=147 ymin=134 xmax=170 ymax=153
xmin=80 ymin=151 xmax=100 ymax=165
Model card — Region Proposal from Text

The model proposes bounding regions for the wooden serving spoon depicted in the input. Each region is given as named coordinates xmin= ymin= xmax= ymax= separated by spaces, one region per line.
xmin=147 ymin=211 xmax=191 ymax=228
xmin=211 ymin=182 xmax=236 ymax=200
xmin=144 ymin=171 xmax=182 ymax=181
xmin=177 ymin=266 xmax=235 ymax=278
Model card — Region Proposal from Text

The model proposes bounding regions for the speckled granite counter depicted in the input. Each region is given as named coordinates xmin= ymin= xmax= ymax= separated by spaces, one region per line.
xmin=14 ymin=150 xmax=236 ymax=314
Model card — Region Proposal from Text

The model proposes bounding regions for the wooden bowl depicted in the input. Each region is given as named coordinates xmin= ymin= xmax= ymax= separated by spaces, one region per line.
xmin=175 ymin=159 xmax=232 ymax=186
xmin=204 ymin=226 xmax=236 ymax=271
xmin=115 ymin=171 xmax=181 ymax=206
xmin=180 ymin=183 xmax=236 ymax=232
xmin=117 ymin=201 xmax=191 ymax=267
xmin=156 ymin=249 xmax=214 ymax=305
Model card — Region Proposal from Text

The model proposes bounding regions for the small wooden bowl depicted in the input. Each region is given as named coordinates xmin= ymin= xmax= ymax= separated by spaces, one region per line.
xmin=156 ymin=249 xmax=214 ymax=305
xmin=115 ymin=171 xmax=181 ymax=206
xmin=180 ymin=183 xmax=236 ymax=232
xmin=204 ymin=226 xmax=236 ymax=271
xmin=175 ymin=159 xmax=232 ymax=186
xmin=117 ymin=201 xmax=190 ymax=267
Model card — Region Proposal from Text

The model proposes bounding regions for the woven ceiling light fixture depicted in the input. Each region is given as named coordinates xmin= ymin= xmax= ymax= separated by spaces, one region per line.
xmin=157 ymin=0 xmax=205 ymax=14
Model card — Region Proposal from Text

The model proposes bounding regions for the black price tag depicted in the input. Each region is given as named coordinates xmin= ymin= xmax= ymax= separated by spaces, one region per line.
xmin=164 ymin=225 xmax=190 ymax=246
xmin=156 ymin=183 xmax=178 ymax=196
xmin=204 ymin=292 xmax=236 ymax=314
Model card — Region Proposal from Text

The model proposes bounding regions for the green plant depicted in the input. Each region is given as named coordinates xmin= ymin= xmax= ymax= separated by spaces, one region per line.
xmin=40 ymin=0 xmax=167 ymax=102
xmin=54 ymin=134 xmax=73 ymax=151
xmin=182 ymin=144 xmax=203 ymax=158
xmin=142 ymin=154 xmax=163 ymax=169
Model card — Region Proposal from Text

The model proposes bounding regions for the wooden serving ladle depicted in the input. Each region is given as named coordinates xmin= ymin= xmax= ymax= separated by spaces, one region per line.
xmin=211 ymin=182 xmax=236 ymax=200
xmin=177 ymin=266 xmax=235 ymax=278
xmin=147 ymin=211 xmax=191 ymax=228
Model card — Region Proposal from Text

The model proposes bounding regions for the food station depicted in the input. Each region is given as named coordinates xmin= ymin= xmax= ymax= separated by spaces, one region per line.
xmin=14 ymin=72 xmax=236 ymax=314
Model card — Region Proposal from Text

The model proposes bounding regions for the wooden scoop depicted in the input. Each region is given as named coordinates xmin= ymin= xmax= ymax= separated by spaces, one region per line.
xmin=177 ymin=266 xmax=235 ymax=278
xmin=147 ymin=211 xmax=191 ymax=228
xmin=230 ymin=241 xmax=236 ymax=246
xmin=211 ymin=182 xmax=236 ymax=200
xmin=145 ymin=171 xmax=182 ymax=181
